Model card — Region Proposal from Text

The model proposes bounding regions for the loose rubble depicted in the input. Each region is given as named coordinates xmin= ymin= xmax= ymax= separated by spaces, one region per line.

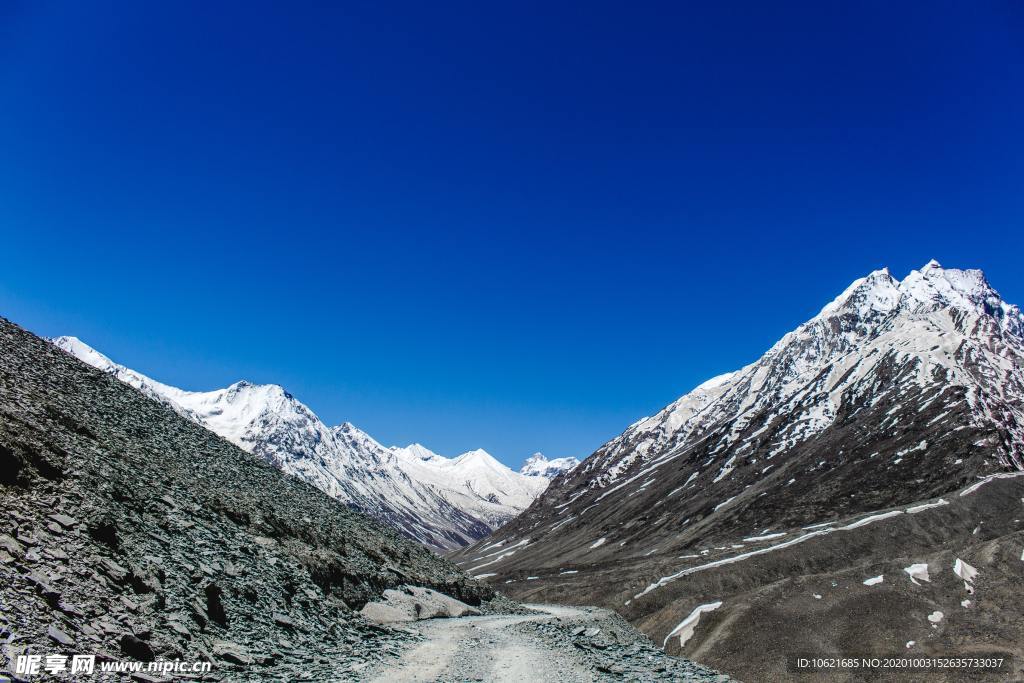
xmin=509 ymin=607 xmax=731 ymax=681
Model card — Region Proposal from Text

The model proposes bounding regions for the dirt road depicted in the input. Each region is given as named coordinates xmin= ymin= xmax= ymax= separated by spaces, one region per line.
xmin=366 ymin=604 xmax=731 ymax=682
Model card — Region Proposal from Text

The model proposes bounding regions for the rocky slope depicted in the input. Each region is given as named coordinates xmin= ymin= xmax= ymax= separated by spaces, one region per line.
xmin=50 ymin=337 xmax=547 ymax=551
xmin=450 ymin=262 xmax=1024 ymax=681
xmin=0 ymin=317 xmax=493 ymax=681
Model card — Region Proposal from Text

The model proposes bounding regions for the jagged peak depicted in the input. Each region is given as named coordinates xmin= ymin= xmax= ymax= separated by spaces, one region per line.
xmin=898 ymin=261 xmax=1001 ymax=312
xmin=520 ymin=452 xmax=580 ymax=477
xmin=812 ymin=261 xmax=1017 ymax=328
xmin=817 ymin=267 xmax=900 ymax=318
xmin=228 ymin=379 xmax=272 ymax=390
xmin=456 ymin=447 xmax=495 ymax=461
xmin=224 ymin=380 xmax=294 ymax=403
xmin=448 ymin=448 xmax=511 ymax=472
xmin=335 ymin=421 xmax=360 ymax=433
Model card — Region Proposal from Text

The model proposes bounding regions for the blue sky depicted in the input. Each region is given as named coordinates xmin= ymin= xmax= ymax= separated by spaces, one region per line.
xmin=1 ymin=2 xmax=1021 ymax=467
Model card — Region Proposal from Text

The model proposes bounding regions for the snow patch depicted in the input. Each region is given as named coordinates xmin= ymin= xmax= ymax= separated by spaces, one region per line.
xmin=954 ymin=558 xmax=978 ymax=593
xmin=904 ymin=563 xmax=930 ymax=585
xmin=661 ymin=601 xmax=723 ymax=649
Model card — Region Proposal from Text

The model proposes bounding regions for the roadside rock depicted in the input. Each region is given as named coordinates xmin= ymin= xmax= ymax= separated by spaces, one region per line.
xmin=361 ymin=585 xmax=482 ymax=623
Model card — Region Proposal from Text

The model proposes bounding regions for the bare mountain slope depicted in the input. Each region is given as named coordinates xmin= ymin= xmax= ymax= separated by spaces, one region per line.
xmin=450 ymin=262 xmax=1024 ymax=681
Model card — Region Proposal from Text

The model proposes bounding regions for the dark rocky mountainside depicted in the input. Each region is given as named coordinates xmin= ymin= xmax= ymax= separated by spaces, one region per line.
xmin=450 ymin=263 xmax=1024 ymax=681
xmin=0 ymin=317 xmax=492 ymax=680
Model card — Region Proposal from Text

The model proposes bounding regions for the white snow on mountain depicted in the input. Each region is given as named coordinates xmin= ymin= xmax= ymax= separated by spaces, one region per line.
xmin=50 ymin=336 xmax=547 ymax=550
xmin=391 ymin=443 xmax=446 ymax=464
xmin=580 ymin=261 xmax=1024 ymax=492
xmin=519 ymin=452 xmax=580 ymax=479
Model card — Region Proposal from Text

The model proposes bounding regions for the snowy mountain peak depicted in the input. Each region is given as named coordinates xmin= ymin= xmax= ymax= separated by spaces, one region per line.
xmin=452 ymin=448 xmax=502 ymax=468
xmin=223 ymin=380 xmax=290 ymax=403
xmin=897 ymin=262 xmax=1022 ymax=336
xmin=520 ymin=452 xmax=581 ymax=479
xmin=391 ymin=443 xmax=446 ymax=463
xmin=813 ymin=262 xmax=1018 ymax=326
xmin=817 ymin=267 xmax=900 ymax=318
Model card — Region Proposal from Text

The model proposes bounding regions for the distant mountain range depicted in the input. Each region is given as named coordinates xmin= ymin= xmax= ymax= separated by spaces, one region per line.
xmin=450 ymin=262 xmax=1024 ymax=680
xmin=51 ymin=337 xmax=572 ymax=550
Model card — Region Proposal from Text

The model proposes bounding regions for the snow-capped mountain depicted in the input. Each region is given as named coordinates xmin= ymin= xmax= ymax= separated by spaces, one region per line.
xmin=450 ymin=262 xmax=1024 ymax=679
xmin=50 ymin=336 xmax=547 ymax=550
xmin=519 ymin=452 xmax=580 ymax=479
xmin=391 ymin=443 xmax=446 ymax=464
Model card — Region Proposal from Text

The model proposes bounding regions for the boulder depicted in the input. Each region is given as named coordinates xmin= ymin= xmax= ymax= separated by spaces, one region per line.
xmin=359 ymin=585 xmax=481 ymax=624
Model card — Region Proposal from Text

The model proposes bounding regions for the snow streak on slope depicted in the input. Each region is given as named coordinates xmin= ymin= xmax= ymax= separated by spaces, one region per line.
xmin=50 ymin=337 xmax=546 ymax=550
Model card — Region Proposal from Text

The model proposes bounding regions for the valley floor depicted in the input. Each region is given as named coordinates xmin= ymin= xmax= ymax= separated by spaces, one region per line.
xmin=364 ymin=604 xmax=732 ymax=682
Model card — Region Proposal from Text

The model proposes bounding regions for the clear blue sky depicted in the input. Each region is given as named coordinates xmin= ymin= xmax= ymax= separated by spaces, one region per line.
xmin=1 ymin=2 xmax=1021 ymax=467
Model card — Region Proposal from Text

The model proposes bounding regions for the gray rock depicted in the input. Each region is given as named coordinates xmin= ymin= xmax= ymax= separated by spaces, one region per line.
xmin=120 ymin=634 xmax=155 ymax=661
xmin=48 ymin=513 xmax=78 ymax=528
xmin=213 ymin=641 xmax=253 ymax=665
xmin=361 ymin=586 xmax=481 ymax=623
xmin=273 ymin=612 xmax=296 ymax=629
xmin=47 ymin=624 xmax=74 ymax=646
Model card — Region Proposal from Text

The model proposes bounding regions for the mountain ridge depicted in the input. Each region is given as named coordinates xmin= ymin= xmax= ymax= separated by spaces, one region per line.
xmin=50 ymin=336 xmax=548 ymax=551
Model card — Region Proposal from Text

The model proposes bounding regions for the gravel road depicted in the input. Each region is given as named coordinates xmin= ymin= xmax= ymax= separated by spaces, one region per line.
xmin=366 ymin=604 xmax=732 ymax=682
